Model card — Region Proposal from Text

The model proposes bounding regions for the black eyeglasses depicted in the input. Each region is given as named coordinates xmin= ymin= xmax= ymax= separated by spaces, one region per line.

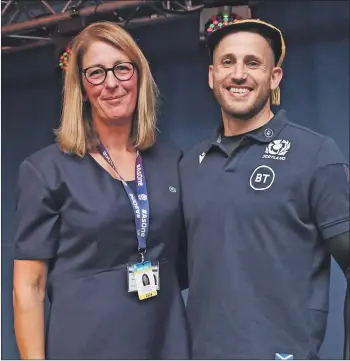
xmin=81 ymin=62 xmax=136 ymax=85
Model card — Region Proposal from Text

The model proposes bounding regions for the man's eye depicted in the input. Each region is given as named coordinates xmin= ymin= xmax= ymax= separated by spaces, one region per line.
xmin=248 ymin=61 xmax=259 ymax=67
xmin=222 ymin=59 xmax=232 ymax=66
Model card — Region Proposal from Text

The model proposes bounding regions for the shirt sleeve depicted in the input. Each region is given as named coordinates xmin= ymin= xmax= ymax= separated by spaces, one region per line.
xmin=310 ymin=137 xmax=350 ymax=240
xmin=14 ymin=160 xmax=60 ymax=259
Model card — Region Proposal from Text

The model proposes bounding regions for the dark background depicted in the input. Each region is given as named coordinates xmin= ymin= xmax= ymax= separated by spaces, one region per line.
xmin=2 ymin=1 xmax=349 ymax=359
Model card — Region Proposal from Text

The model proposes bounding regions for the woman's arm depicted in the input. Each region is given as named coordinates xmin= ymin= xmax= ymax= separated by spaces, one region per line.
xmin=13 ymin=259 xmax=48 ymax=360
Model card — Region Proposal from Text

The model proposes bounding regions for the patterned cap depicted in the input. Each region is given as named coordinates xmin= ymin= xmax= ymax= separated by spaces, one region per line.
xmin=205 ymin=13 xmax=286 ymax=105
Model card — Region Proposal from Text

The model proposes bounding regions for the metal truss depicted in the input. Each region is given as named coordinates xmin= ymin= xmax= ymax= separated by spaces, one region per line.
xmin=1 ymin=0 xmax=202 ymax=53
xmin=1 ymin=0 xmax=255 ymax=54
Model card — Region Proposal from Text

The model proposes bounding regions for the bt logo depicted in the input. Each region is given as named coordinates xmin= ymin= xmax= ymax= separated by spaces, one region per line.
xmin=250 ymin=165 xmax=275 ymax=191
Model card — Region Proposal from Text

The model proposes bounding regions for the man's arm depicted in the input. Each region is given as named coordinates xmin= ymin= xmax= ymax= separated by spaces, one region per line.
xmin=326 ymin=232 xmax=350 ymax=360
xmin=309 ymin=137 xmax=349 ymax=359
xmin=326 ymin=232 xmax=350 ymax=277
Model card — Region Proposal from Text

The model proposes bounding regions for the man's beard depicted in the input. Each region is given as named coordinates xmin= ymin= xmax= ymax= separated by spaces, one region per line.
xmin=214 ymin=85 xmax=271 ymax=121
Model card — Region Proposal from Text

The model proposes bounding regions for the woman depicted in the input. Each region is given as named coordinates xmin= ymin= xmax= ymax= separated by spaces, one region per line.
xmin=13 ymin=22 xmax=190 ymax=359
xmin=142 ymin=274 xmax=150 ymax=286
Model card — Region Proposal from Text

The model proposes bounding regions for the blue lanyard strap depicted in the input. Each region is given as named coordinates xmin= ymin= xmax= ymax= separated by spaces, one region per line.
xmin=97 ymin=144 xmax=149 ymax=255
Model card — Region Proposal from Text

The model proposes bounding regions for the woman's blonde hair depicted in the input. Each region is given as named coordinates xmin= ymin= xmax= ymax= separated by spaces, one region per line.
xmin=55 ymin=21 xmax=159 ymax=156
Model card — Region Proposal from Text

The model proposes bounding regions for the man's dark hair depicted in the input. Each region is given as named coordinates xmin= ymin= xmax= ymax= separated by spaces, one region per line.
xmin=212 ymin=27 xmax=278 ymax=65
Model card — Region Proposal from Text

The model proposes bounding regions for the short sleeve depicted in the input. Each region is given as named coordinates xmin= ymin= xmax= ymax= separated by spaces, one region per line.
xmin=14 ymin=160 xmax=60 ymax=259
xmin=310 ymin=137 xmax=350 ymax=240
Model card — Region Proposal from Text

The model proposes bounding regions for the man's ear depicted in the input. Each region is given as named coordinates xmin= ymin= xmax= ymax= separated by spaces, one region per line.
xmin=271 ymin=66 xmax=283 ymax=91
xmin=209 ymin=65 xmax=214 ymax=90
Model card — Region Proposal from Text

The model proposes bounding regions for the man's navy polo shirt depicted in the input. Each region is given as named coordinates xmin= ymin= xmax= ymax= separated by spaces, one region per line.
xmin=180 ymin=110 xmax=349 ymax=360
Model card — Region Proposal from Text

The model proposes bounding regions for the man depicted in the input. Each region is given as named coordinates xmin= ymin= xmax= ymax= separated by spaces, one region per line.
xmin=180 ymin=14 xmax=350 ymax=360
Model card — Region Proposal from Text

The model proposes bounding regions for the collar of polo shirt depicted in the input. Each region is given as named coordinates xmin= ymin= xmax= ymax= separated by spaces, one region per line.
xmin=205 ymin=109 xmax=288 ymax=154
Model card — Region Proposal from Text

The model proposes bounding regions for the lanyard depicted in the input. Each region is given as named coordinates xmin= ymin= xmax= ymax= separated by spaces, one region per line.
xmin=97 ymin=144 xmax=149 ymax=260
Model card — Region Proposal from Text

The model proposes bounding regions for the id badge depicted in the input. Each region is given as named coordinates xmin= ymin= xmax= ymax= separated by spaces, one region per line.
xmin=127 ymin=261 xmax=160 ymax=293
xmin=130 ymin=261 xmax=157 ymax=300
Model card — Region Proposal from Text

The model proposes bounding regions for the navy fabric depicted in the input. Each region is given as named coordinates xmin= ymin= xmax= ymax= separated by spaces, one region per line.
xmin=180 ymin=109 xmax=349 ymax=359
xmin=220 ymin=126 xmax=263 ymax=156
xmin=14 ymin=140 xmax=190 ymax=359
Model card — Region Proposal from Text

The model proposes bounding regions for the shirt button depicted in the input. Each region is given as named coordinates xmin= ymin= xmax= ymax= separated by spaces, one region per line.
xmin=264 ymin=128 xmax=274 ymax=138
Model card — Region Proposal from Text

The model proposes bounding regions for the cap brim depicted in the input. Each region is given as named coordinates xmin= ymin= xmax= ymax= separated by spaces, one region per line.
xmin=207 ymin=20 xmax=284 ymax=66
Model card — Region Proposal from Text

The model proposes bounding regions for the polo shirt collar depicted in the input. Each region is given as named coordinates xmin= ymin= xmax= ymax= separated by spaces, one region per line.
xmin=205 ymin=109 xmax=288 ymax=153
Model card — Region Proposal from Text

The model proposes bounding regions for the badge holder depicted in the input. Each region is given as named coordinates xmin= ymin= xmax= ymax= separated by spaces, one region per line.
xmin=127 ymin=250 xmax=160 ymax=300
xmin=98 ymin=146 xmax=157 ymax=300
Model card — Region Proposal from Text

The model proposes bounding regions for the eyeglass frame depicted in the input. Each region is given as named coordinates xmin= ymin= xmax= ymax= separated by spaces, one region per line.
xmin=81 ymin=61 xmax=137 ymax=85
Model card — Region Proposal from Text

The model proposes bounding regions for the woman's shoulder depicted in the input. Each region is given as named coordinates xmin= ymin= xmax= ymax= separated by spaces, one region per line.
xmin=146 ymin=135 xmax=184 ymax=162
xmin=19 ymin=143 xmax=84 ymax=188
xmin=23 ymin=143 xmax=76 ymax=170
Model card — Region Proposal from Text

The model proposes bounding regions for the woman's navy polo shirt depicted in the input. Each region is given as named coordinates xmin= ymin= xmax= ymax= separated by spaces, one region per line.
xmin=14 ymin=139 xmax=190 ymax=359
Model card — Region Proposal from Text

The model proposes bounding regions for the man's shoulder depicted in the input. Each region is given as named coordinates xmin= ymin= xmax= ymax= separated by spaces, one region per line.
xmin=284 ymin=120 xmax=327 ymax=141
xmin=282 ymin=118 xmax=346 ymax=166
xmin=281 ymin=118 xmax=333 ymax=154
xmin=180 ymin=139 xmax=211 ymax=169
